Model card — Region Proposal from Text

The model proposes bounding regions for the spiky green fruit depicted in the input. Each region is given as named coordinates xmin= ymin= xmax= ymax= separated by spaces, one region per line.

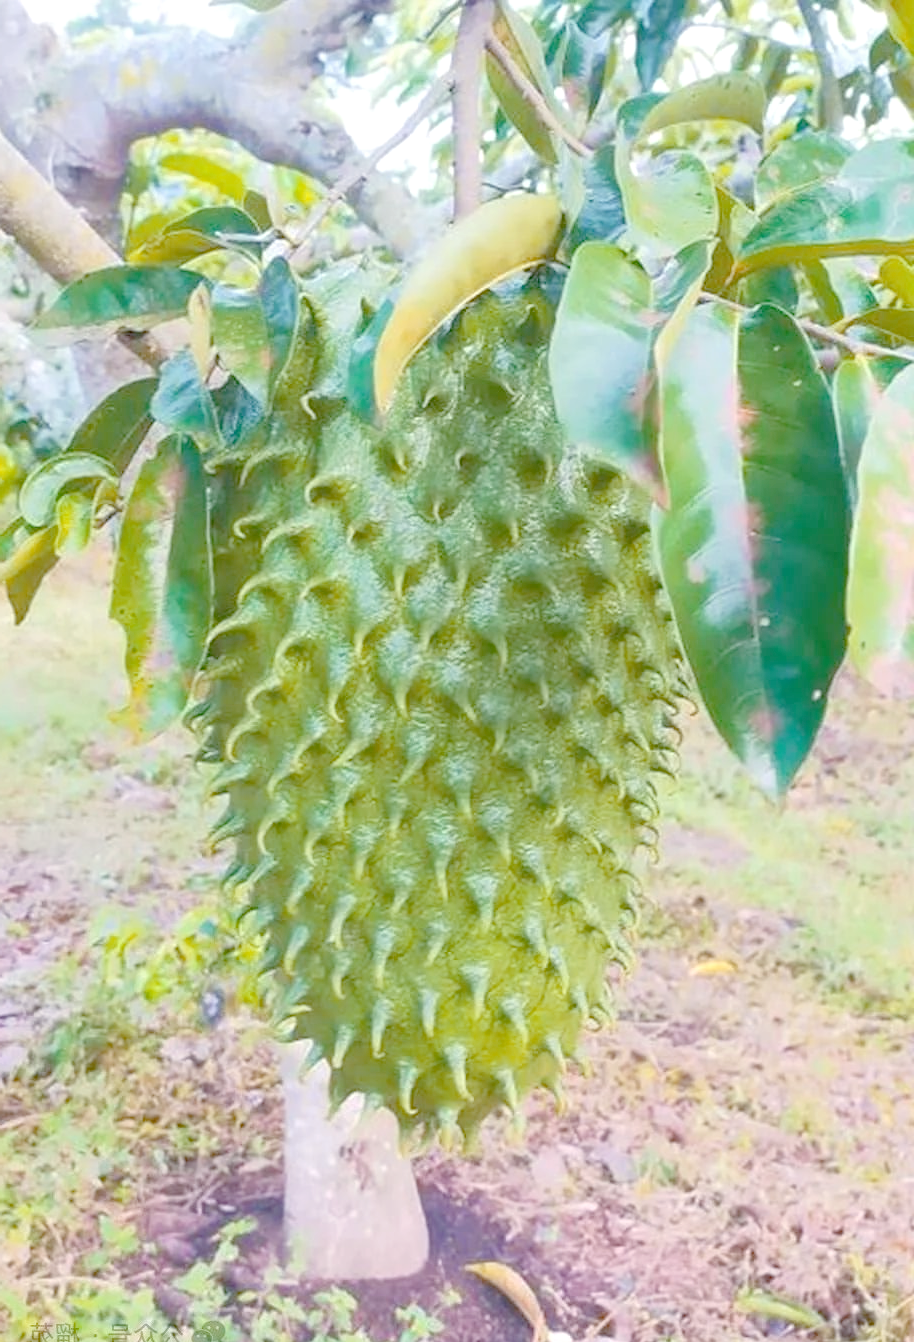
xmin=192 ymin=280 xmax=682 ymax=1147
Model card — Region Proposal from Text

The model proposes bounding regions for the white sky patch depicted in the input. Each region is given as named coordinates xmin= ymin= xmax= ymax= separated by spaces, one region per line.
xmin=23 ymin=0 xmax=238 ymax=37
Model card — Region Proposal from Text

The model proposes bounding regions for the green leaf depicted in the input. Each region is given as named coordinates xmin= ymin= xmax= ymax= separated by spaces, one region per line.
xmin=210 ymin=257 xmax=300 ymax=406
xmin=841 ymin=306 xmax=914 ymax=342
xmin=32 ymin=267 xmax=207 ymax=342
xmin=151 ymin=349 xmax=221 ymax=450
xmin=615 ymin=96 xmax=718 ymax=255
xmin=158 ymin=152 xmax=248 ymax=201
xmin=654 ymin=301 xmax=849 ymax=797
xmin=549 ymin=239 xmax=710 ymax=494
xmin=485 ymin=1 xmax=571 ymax=163
xmin=640 ymin=73 xmax=765 ymax=137
xmin=18 ymin=453 xmax=118 ymax=527
xmin=566 ymin=143 xmax=626 ymax=251
xmin=65 ymin=378 xmax=157 ymax=475
xmin=635 ymin=0 xmax=689 ymax=89
xmin=754 ymin=130 xmax=852 ymax=210
xmin=128 ymin=206 xmax=263 ymax=264
xmin=735 ymin=1289 xmax=826 ymax=1330
xmin=833 ymin=356 xmax=880 ymax=510
xmin=243 ymin=190 xmax=273 ymax=232
xmin=847 ymin=363 xmax=914 ymax=697
xmin=110 ymin=435 xmax=213 ymax=737
xmin=211 ymin=377 xmax=266 ymax=448
xmin=737 ymin=138 xmax=914 ymax=277
xmin=553 ymin=18 xmax=608 ymax=120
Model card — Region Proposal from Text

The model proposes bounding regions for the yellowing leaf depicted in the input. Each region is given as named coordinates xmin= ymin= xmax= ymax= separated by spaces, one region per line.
xmin=373 ymin=193 xmax=563 ymax=413
xmin=486 ymin=2 xmax=567 ymax=163
xmin=879 ymin=255 xmax=914 ymax=305
xmin=466 ymin=1262 xmax=549 ymax=1342
xmin=688 ymin=958 xmax=739 ymax=976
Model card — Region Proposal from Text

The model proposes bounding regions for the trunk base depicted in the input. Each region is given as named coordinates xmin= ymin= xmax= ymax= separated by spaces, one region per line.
xmin=280 ymin=1043 xmax=430 ymax=1280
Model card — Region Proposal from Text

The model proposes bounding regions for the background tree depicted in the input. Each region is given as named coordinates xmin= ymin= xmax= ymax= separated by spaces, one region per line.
xmin=3 ymin=0 xmax=914 ymax=1311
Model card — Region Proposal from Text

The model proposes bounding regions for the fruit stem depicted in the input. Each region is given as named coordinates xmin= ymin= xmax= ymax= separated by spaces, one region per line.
xmin=452 ymin=0 xmax=496 ymax=219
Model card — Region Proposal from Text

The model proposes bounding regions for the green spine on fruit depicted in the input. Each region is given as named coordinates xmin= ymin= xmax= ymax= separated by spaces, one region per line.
xmin=191 ymin=278 xmax=683 ymax=1147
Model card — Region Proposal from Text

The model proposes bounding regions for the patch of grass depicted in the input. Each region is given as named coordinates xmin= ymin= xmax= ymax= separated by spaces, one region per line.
xmin=650 ymin=691 xmax=914 ymax=1017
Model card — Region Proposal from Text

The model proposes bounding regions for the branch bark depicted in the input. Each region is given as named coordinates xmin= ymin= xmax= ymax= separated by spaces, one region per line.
xmin=795 ymin=0 xmax=843 ymax=134
xmin=451 ymin=0 xmax=495 ymax=218
xmin=0 ymin=0 xmax=429 ymax=257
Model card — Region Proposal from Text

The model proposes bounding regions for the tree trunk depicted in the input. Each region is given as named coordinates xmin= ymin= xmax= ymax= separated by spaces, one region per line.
xmin=279 ymin=1043 xmax=429 ymax=1279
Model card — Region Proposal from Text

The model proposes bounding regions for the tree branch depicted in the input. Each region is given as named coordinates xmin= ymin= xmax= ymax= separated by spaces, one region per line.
xmin=484 ymin=30 xmax=593 ymax=158
xmin=0 ymin=0 xmax=429 ymax=258
xmin=451 ymin=0 xmax=495 ymax=218
xmin=795 ymin=0 xmax=843 ymax=134
xmin=289 ymin=74 xmax=452 ymax=267
xmin=0 ymin=128 xmax=169 ymax=371
xmin=701 ymin=291 xmax=914 ymax=363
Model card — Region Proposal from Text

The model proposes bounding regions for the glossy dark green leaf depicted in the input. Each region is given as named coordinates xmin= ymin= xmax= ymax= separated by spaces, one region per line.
xmin=18 ymin=452 xmax=117 ymax=527
xmin=65 ymin=378 xmax=157 ymax=475
xmin=151 ymin=350 xmax=220 ymax=451
xmin=576 ymin=0 xmax=631 ymax=36
xmin=615 ymin=96 xmax=718 ymax=255
xmin=33 ymin=267 xmax=207 ymax=342
xmin=847 ymin=364 xmax=914 ymax=697
xmin=210 ymin=257 xmax=300 ymax=406
xmin=211 ymin=377 xmax=266 ymax=449
xmin=754 ymin=130 xmax=852 ymax=209
xmin=110 ymin=435 xmax=213 ymax=737
xmin=566 ymin=143 xmax=626 ymax=251
xmin=128 ymin=207 xmax=263 ymax=264
xmin=549 ymin=239 xmax=710 ymax=494
xmin=737 ymin=139 xmax=914 ymax=277
xmin=554 ymin=18 xmax=607 ymax=119
xmin=654 ymin=301 xmax=849 ymax=796
xmin=635 ymin=0 xmax=689 ymax=89
xmin=347 ymin=297 xmax=395 ymax=424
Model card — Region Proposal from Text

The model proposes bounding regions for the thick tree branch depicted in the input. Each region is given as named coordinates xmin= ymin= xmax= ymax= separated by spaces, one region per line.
xmin=0 ymin=128 xmax=170 ymax=372
xmin=795 ymin=0 xmax=843 ymax=134
xmin=451 ymin=0 xmax=495 ymax=218
xmin=0 ymin=0 xmax=428 ymax=257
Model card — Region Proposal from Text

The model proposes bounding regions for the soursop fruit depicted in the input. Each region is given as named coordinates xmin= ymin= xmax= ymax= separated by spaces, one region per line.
xmin=191 ymin=276 xmax=683 ymax=1147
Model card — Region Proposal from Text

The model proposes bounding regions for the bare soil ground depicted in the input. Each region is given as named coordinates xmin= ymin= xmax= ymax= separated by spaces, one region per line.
xmin=1 ymin=550 xmax=912 ymax=1342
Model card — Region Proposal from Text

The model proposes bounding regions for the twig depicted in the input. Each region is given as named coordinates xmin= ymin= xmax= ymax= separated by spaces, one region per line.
xmin=485 ymin=30 xmax=594 ymax=159
xmin=795 ymin=0 xmax=843 ymax=133
xmin=452 ymin=0 xmax=496 ymax=218
xmin=700 ymin=291 xmax=914 ymax=362
xmin=289 ymin=74 xmax=453 ymax=267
